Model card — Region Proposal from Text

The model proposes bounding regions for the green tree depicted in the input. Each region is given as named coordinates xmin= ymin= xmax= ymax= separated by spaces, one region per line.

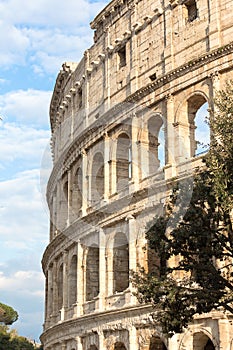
xmin=0 ymin=326 xmax=36 ymax=350
xmin=0 ymin=302 xmax=18 ymax=325
xmin=132 ymin=81 xmax=233 ymax=337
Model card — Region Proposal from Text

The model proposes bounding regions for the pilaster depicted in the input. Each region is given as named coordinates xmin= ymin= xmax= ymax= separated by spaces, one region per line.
xmin=81 ymin=149 xmax=88 ymax=216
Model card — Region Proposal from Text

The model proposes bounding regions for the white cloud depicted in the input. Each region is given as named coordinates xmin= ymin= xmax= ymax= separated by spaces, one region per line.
xmin=0 ymin=0 xmax=108 ymax=73
xmin=0 ymin=22 xmax=29 ymax=66
xmin=0 ymin=123 xmax=50 ymax=176
xmin=0 ymin=169 xmax=49 ymax=241
xmin=0 ymin=0 xmax=107 ymax=27
xmin=0 ymin=270 xmax=44 ymax=293
xmin=0 ymin=89 xmax=52 ymax=127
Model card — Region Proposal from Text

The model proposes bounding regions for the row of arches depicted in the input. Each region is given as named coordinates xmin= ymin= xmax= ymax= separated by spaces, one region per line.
xmin=47 ymin=231 xmax=130 ymax=317
xmin=64 ymin=331 xmax=216 ymax=350
xmin=52 ymin=98 xmax=209 ymax=236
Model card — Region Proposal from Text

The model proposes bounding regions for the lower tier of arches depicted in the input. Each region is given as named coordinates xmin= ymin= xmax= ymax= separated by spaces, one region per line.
xmin=41 ymin=307 xmax=233 ymax=350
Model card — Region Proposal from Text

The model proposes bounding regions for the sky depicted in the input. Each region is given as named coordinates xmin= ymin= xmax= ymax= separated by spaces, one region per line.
xmin=0 ymin=0 xmax=107 ymax=342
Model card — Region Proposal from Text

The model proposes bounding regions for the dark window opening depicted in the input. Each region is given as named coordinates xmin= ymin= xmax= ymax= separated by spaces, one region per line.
xmin=185 ymin=0 xmax=198 ymax=22
xmin=149 ymin=73 xmax=157 ymax=81
xmin=118 ymin=46 xmax=126 ymax=68
xmin=78 ymin=89 xmax=82 ymax=108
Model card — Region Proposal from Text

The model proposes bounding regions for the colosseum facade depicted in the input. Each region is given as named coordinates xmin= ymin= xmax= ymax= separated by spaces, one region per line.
xmin=41 ymin=0 xmax=233 ymax=349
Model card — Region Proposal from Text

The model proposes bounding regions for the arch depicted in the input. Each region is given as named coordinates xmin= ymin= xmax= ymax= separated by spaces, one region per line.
xmin=68 ymin=254 xmax=77 ymax=306
xmin=147 ymin=114 xmax=165 ymax=173
xmin=193 ymin=332 xmax=215 ymax=350
xmin=149 ymin=336 xmax=167 ymax=350
xmin=57 ymin=263 xmax=63 ymax=311
xmin=114 ymin=342 xmax=127 ymax=350
xmin=91 ymin=152 xmax=104 ymax=204
xmin=86 ymin=245 xmax=99 ymax=301
xmin=187 ymin=94 xmax=209 ymax=157
xmin=116 ymin=133 xmax=131 ymax=191
xmin=113 ymin=232 xmax=129 ymax=292
xmin=88 ymin=346 xmax=98 ymax=350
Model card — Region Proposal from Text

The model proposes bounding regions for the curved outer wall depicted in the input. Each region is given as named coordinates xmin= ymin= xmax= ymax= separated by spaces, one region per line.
xmin=41 ymin=0 xmax=233 ymax=349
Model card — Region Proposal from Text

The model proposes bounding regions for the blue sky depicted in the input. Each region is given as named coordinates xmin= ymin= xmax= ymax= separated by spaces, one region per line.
xmin=0 ymin=0 xmax=107 ymax=342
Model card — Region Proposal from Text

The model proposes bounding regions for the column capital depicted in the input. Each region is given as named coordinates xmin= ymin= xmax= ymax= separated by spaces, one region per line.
xmin=125 ymin=214 xmax=135 ymax=221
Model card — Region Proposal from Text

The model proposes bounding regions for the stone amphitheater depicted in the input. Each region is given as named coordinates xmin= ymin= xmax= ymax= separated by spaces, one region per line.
xmin=40 ymin=0 xmax=233 ymax=349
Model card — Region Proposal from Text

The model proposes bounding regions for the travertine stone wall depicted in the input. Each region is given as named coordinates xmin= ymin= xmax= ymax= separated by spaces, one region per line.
xmin=41 ymin=0 xmax=233 ymax=349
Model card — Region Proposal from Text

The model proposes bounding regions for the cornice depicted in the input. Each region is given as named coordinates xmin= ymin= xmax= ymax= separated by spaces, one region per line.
xmin=90 ymin=0 xmax=134 ymax=31
xmin=40 ymin=304 xmax=152 ymax=343
xmin=50 ymin=62 xmax=80 ymax=132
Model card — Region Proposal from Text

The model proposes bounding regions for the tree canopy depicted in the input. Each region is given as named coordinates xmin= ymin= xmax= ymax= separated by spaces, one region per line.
xmin=0 ymin=325 xmax=40 ymax=350
xmin=0 ymin=302 xmax=18 ymax=325
xmin=132 ymin=81 xmax=233 ymax=336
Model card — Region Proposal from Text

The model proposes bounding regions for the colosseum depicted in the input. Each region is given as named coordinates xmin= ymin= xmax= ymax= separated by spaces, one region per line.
xmin=41 ymin=0 xmax=233 ymax=349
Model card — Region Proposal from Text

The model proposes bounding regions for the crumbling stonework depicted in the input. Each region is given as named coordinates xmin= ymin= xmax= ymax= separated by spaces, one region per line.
xmin=41 ymin=0 xmax=233 ymax=349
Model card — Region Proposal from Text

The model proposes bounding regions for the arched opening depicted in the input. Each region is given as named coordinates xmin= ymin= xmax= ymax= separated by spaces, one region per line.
xmin=86 ymin=246 xmax=99 ymax=301
xmin=193 ymin=332 xmax=215 ymax=350
xmin=68 ymin=255 xmax=77 ymax=306
xmin=114 ymin=342 xmax=127 ymax=350
xmin=116 ymin=133 xmax=131 ymax=191
xmin=57 ymin=263 xmax=63 ymax=311
xmin=149 ymin=336 xmax=167 ymax=350
xmin=73 ymin=163 xmax=82 ymax=215
xmin=113 ymin=232 xmax=129 ymax=293
xmin=187 ymin=96 xmax=209 ymax=157
xmin=88 ymin=346 xmax=98 ymax=350
xmin=148 ymin=115 xmax=165 ymax=174
xmin=195 ymin=102 xmax=209 ymax=155
xmin=91 ymin=152 xmax=104 ymax=204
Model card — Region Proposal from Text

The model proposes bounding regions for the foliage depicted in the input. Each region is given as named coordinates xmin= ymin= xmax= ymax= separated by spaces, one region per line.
xmin=0 ymin=325 xmax=39 ymax=350
xmin=132 ymin=81 xmax=233 ymax=336
xmin=0 ymin=302 xmax=18 ymax=325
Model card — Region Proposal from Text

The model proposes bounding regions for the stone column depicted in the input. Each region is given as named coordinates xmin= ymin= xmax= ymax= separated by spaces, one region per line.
xmin=61 ymin=342 xmax=66 ymax=350
xmin=110 ymin=138 xmax=117 ymax=195
xmin=75 ymin=240 xmax=84 ymax=316
xmin=104 ymin=133 xmax=110 ymax=201
xmin=47 ymin=267 xmax=53 ymax=323
xmin=129 ymin=326 xmax=138 ymax=350
xmin=131 ymin=114 xmax=140 ymax=188
xmin=218 ymin=318 xmax=231 ymax=350
xmin=139 ymin=115 xmax=150 ymax=179
xmin=107 ymin=241 xmax=114 ymax=297
xmin=99 ymin=229 xmax=106 ymax=310
xmin=173 ymin=121 xmax=190 ymax=164
xmin=209 ymin=71 xmax=221 ymax=113
xmin=164 ymin=94 xmax=177 ymax=178
xmin=81 ymin=149 xmax=88 ymax=216
xmin=52 ymin=259 xmax=58 ymax=321
xmin=57 ymin=180 xmax=63 ymax=231
xmin=75 ymin=336 xmax=83 ymax=350
xmin=98 ymin=331 xmax=106 ymax=350
xmin=60 ymin=251 xmax=68 ymax=321
xmin=67 ymin=169 xmax=72 ymax=225
xmin=127 ymin=215 xmax=137 ymax=304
